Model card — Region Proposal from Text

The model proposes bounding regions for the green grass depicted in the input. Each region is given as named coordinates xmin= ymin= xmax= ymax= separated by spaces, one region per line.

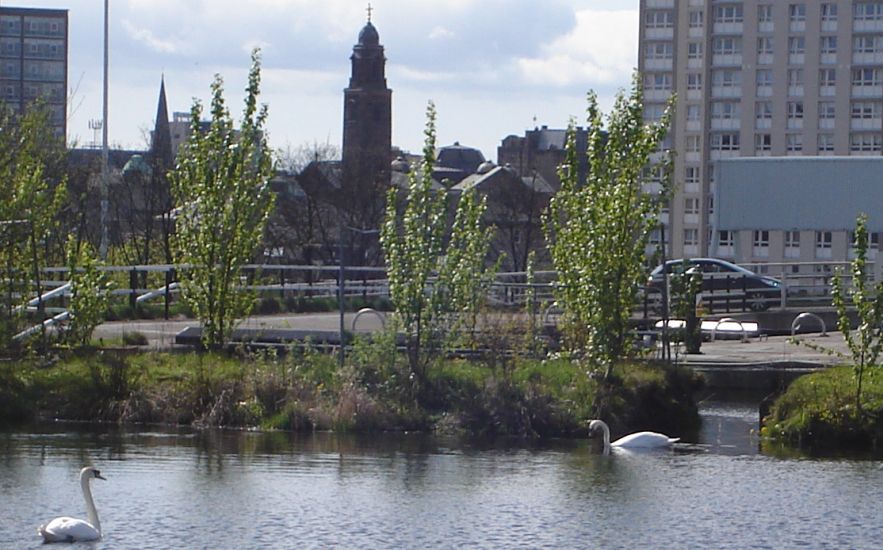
xmin=0 ymin=349 xmax=701 ymax=438
xmin=763 ymin=366 xmax=883 ymax=450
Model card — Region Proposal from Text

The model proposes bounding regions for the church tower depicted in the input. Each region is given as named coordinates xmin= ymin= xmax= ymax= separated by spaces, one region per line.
xmin=342 ymin=10 xmax=392 ymax=193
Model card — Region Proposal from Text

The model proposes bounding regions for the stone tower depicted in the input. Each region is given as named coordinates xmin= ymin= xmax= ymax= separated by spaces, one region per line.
xmin=342 ymin=15 xmax=392 ymax=194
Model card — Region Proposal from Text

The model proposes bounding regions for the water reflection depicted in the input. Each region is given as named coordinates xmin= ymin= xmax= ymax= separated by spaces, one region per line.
xmin=2 ymin=403 xmax=883 ymax=549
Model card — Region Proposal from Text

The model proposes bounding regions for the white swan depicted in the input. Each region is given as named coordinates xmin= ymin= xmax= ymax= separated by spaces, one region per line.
xmin=38 ymin=466 xmax=106 ymax=543
xmin=589 ymin=419 xmax=678 ymax=453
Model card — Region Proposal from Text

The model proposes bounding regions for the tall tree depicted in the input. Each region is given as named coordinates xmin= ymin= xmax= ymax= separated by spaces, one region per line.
xmin=170 ymin=50 xmax=275 ymax=349
xmin=381 ymin=102 xmax=495 ymax=399
xmin=545 ymin=74 xmax=674 ymax=378
xmin=0 ymin=101 xmax=67 ymax=348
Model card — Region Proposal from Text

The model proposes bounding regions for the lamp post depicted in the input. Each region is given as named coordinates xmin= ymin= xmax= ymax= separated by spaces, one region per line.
xmin=338 ymin=222 xmax=380 ymax=370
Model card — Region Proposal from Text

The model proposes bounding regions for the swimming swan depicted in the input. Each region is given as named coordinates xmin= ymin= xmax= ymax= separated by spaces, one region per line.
xmin=589 ymin=419 xmax=678 ymax=453
xmin=38 ymin=466 xmax=106 ymax=543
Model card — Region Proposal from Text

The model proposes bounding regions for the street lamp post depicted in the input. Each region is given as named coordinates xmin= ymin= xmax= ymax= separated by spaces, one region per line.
xmin=337 ymin=221 xmax=380 ymax=370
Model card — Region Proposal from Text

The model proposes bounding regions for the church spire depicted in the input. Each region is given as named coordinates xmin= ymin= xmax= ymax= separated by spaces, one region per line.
xmin=151 ymin=75 xmax=173 ymax=169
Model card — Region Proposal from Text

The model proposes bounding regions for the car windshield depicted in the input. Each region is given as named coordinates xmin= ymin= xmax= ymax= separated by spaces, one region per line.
xmin=652 ymin=259 xmax=756 ymax=276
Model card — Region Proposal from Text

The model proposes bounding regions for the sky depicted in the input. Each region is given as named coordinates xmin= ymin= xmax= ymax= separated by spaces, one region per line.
xmin=16 ymin=0 xmax=639 ymax=160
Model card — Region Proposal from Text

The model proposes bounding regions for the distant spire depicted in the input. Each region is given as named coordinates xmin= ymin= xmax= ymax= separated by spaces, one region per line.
xmin=151 ymin=75 xmax=173 ymax=169
xmin=366 ymin=3 xmax=373 ymax=22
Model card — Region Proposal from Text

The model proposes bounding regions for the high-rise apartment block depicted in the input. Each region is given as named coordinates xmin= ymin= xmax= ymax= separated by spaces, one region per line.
xmin=639 ymin=0 xmax=883 ymax=262
xmin=0 ymin=6 xmax=68 ymax=139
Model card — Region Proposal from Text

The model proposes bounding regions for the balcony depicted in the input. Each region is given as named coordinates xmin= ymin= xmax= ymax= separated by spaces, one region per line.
xmin=822 ymin=20 xmax=838 ymax=32
xmin=687 ymin=89 xmax=703 ymax=101
xmin=712 ymin=54 xmax=742 ymax=66
xmin=646 ymin=0 xmax=674 ymax=7
xmin=756 ymin=85 xmax=773 ymax=97
xmin=788 ymin=53 xmax=805 ymax=65
xmin=711 ymin=85 xmax=741 ymax=98
xmin=645 ymin=89 xmax=672 ymax=102
xmin=713 ymin=22 xmax=743 ymax=35
xmin=819 ymin=118 xmax=835 ymax=129
xmin=787 ymin=118 xmax=804 ymax=130
xmin=757 ymin=53 xmax=773 ymax=65
xmin=853 ymin=52 xmax=883 ymax=64
xmin=687 ymin=58 xmax=704 ymax=69
xmin=755 ymin=118 xmax=771 ymax=129
xmin=851 ymin=118 xmax=882 ymax=130
xmin=852 ymin=85 xmax=883 ymax=98
xmin=689 ymin=27 xmax=704 ymax=39
xmin=820 ymin=53 xmax=837 ymax=64
xmin=710 ymin=118 xmax=739 ymax=130
xmin=686 ymin=120 xmax=702 ymax=131
xmin=645 ymin=27 xmax=674 ymax=40
xmin=854 ymin=19 xmax=883 ymax=33
xmin=685 ymin=151 xmax=702 ymax=163
xmin=788 ymin=85 xmax=804 ymax=97
xmin=820 ymin=85 xmax=836 ymax=97
xmin=709 ymin=150 xmax=738 ymax=160
xmin=644 ymin=58 xmax=673 ymax=71
xmin=758 ymin=21 xmax=774 ymax=33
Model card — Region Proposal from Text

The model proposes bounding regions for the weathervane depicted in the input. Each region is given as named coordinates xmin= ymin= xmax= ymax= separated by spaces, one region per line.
xmin=367 ymin=3 xmax=373 ymax=22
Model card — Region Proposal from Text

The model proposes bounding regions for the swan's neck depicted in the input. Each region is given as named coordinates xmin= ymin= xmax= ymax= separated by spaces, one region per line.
xmin=601 ymin=423 xmax=611 ymax=452
xmin=80 ymin=474 xmax=100 ymax=534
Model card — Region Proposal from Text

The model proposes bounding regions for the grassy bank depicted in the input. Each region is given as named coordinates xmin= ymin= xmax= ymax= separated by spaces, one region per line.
xmin=0 ymin=343 xmax=702 ymax=439
xmin=762 ymin=366 xmax=883 ymax=450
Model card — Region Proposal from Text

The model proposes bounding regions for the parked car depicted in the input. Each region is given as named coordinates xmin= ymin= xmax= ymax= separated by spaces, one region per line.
xmin=646 ymin=258 xmax=783 ymax=311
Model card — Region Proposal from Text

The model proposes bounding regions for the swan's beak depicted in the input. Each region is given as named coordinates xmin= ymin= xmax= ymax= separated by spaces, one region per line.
xmin=94 ymin=471 xmax=107 ymax=481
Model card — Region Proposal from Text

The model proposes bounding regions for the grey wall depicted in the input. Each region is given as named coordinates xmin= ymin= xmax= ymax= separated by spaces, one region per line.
xmin=715 ymin=157 xmax=883 ymax=232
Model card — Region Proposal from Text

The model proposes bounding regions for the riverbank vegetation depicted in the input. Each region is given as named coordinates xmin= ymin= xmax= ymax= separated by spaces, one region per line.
xmin=0 ymin=343 xmax=701 ymax=439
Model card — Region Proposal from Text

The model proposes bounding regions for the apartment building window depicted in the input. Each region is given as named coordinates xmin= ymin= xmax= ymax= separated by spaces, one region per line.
xmin=645 ymin=10 xmax=674 ymax=28
xmin=646 ymin=42 xmax=673 ymax=60
xmin=785 ymin=231 xmax=801 ymax=258
xmin=712 ymin=69 xmax=742 ymax=95
xmin=684 ymin=228 xmax=700 ymax=250
xmin=645 ymin=73 xmax=672 ymax=91
xmin=686 ymin=135 xmax=701 ymax=152
xmin=688 ymin=42 xmax=703 ymax=60
xmin=684 ymin=197 xmax=700 ymax=216
xmin=816 ymin=231 xmax=832 ymax=258
xmin=687 ymin=73 xmax=702 ymax=90
xmin=753 ymin=230 xmax=770 ymax=257
xmin=851 ymin=101 xmax=880 ymax=119
xmin=755 ymin=101 xmax=772 ymax=123
xmin=818 ymin=133 xmax=835 ymax=153
xmin=714 ymin=4 xmax=743 ymax=23
xmin=687 ymin=104 xmax=700 ymax=121
xmin=851 ymin=133 xmax=882 ymax=152
xmin=758 ymin=4 xmax=773 ymax=24
xmin=711 ymin=133 xmax=740 ymax=151
xmin=822 ymin=3 xmax=838 ymax=22
xmin=787 ymin=69 xmax=804 ymax=96
xmin=689 ymin=10 xmax=704 ymax=28
xmin=852 ymin=68 xmax=882 ymax=92
xmin=712 ymin=37 xmax=741 ymax=56
xmin=711 ymin=101 xmax=740 ymax=119
xmin=685 ymin=166 xmax=700 ymax=192
xmin=756 ymin=69 xmax=773 ymax=96
xmin=786 ymin=133 xmax=803 ymax=152
xmin=718 ymin=230 xmax=735 ymax=248
xmin=790 ymin=3 xmax=806 ymax=30
xmin=854 ymin=2 xmax=883 ymax=22
xmin=757 ymin=37 xmax=773 ymax=56
xmin=787 ymin=101 xmax=804 ymax=128
xmin=853 ymin=35 xmax=881 ymax=54
xmin=820 ymin=36 xmax=837 ymax=58
xmin=644 ymin=104 xmax=666 ymax=122
xmin=789 ymin=36 xmax=806 ymax=62
xmin=819 ymin=68 xmax=836 ymax=88
xmin=755 ymin=133 xmax=772 ymax=152
xmin=819 ymin=101 xmax=836 ymax=120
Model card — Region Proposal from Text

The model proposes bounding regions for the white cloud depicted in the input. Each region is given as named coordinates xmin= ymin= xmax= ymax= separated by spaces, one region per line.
xmin=121 ymin=19 xmax=181 ymax=53
xmin=428 ymin=26 xmax=455 ymax=40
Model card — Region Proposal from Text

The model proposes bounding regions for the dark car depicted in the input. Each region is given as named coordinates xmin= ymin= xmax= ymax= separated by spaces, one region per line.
xmin=646 ymin=258 xmax=783 ymax=311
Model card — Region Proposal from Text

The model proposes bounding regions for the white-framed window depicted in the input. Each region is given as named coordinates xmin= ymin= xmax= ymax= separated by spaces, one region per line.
xmin=684 ymin=228 xmax=699 ymax=248
xmin=712 ymin=36 xmax=741 ymax=56
xmin=855 ymin=2 xmax=883 ymax=21
xmin=753 ymin=230 xmax=770 ymax=257
xmin=714 ymin=4 xmax=744 ymax=23
xmin=646 ymin=42 xmax=673 ymax=59
xmin=815 ymin=231 xmax=833 ymax=258
xmin=687 ymin=73 xmax=702 ymax=90
xmin=684 ymin=197 xmax=700 ymax=215
xmin=819 ymin=101 xmax=836 ymax=119
xmin=644 ymin=104 xmax=666 ymax=122
xmin=645 ymin=10 xmax=674 ymax=28
xmin=820 ymin=36 xmax=837 ymax=54
xmin=822 ymin=3 xmax=838 ymax=21
xmin=757 ymin=37 xmax=773 ymax=56
xmin=756 ymin=101 xmax=773 ymax=120
xmin=789 ymin=3 xmax=806 ymax=22
xmin=645 ymin=72 xmax=672 ymax=91
xmin=787 ymin=101 xmax=804 ymax=120
xmin=853 ymin=35 xmax=882 ymax=54
xmin=853 ymin=67 xmax=881 ymax=87
xmin=789 ymin=36 xmax=806 ymax=55
xmin=686 ymin=135 xmax=701 ymax=152
xmin=687 ymin=104 xmax=700 ymax=121
xmin=719 ymin=230 xmax=735 ymax=247
xmin=711 ymin=101 xmax=740 ymax=119
xmin=758 ymin=4 xmax=773 ymax=24
xmin=819 ymin=68 xmax=836 ymax=87
xmin=756 ymin=133 xmax=772 ymax=152
xmin=689 ymin=10 xmax=704 ymax=28
xmin=818 ymin=133 xmax=835 ymax=152
xmin=756 ymin=69 xmax=772 ymax=87
xmin=688 ymin=42 xmax=703 ymax=60
xmin=712 ymin=69 xmax=742 ymax=87
xmin=711 ymin=133 xmax=740 ymax=151
xmin=785 ymin=230 xmax=801 ymax=258
xmin=788 ymin=68 xmax=804 ymax=87
xmin=851 ymin=101 xmax=881 ymax=119
xmin=787 ymin=133 xmax=803 ymax=152
xmin=685 ymin=165 xmax=700 ymax=183
xmin=851 ymin=133 xmax=882 ymax=152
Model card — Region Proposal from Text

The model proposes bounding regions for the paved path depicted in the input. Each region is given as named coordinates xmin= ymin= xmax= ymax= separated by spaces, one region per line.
xmin=94 ymin=312 xmax=851 ymax=367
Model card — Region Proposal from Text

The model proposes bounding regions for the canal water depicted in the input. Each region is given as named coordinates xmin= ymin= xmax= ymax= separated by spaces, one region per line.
xmin=2 ymin=402 xmax=882 ymax=549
